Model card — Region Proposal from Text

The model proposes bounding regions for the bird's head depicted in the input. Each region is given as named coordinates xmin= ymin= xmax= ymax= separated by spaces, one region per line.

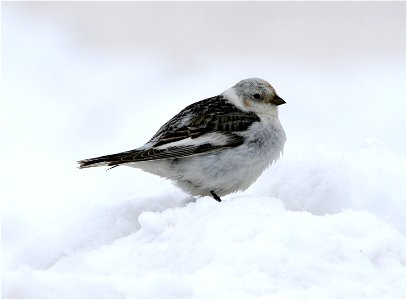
xmin=234 ymin=78 xmax=285 ymax=106
xmin=222 ymin=78 xmax=285 ymax=116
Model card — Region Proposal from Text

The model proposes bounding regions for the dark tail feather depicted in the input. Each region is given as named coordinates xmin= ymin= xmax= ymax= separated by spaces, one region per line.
xmin=77 ymin=149 xmax=141 ymax=169
xmin=77 ymin=156 xmax=110 ymax=169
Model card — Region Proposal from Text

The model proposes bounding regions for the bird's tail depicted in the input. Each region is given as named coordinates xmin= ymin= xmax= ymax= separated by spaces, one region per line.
xmin=77 ymin=149 xmax=141 ymax=169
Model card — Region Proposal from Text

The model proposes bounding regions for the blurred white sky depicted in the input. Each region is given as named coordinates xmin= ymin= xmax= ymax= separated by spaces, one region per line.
xmin=4 ymin=2 xmax=405 ymax=63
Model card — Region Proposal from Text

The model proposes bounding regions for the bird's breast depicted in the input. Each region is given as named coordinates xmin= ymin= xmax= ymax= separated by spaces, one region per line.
xmin=242 ymin=116 xmax=286 ymax=157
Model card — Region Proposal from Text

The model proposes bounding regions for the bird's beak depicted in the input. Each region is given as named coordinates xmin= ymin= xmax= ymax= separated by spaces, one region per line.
xmin=271 ymin=94 xmax=286 ymax=105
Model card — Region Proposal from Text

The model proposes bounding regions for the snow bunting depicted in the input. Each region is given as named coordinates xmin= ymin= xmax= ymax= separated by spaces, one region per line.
xmin=78 ymin=78 xmax=286 ymax=201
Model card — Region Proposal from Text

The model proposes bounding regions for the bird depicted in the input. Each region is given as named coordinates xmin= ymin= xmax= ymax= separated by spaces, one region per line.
xmin=78 ymin=78 xmax=286 ymax=202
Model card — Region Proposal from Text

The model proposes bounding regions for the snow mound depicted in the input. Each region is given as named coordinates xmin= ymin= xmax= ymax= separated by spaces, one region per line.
xmin=250 ymin=143 xmax=406 ymax=234
xmin=3 ymin=194 xmax=405 ymax=298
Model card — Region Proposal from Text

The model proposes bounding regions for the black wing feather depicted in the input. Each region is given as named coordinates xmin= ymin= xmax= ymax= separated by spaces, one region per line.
xmin=150 ymin=95 xmax=259 ymax=147
xmin=78 ymin=134 xmax=244 ymax=168
xmin=78 ymin=95 xmax=259 ymax=168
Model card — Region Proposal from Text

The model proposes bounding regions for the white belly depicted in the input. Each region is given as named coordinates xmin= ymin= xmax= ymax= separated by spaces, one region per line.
xmin=129 ymin=118 xmax=286 ymax=197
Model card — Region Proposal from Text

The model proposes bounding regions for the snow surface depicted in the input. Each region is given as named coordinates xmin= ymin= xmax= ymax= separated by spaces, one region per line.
xmin=2 ymin=3 xmax=406 ymax=298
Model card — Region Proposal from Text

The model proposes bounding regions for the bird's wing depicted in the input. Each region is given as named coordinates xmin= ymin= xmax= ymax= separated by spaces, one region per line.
xmin=78 ymin=95 xmax=260 ymax=168
xmin=149 ymin=95 xmax=260 ymax=147
xmin=78 ymin=133 xmax=245 ymax=168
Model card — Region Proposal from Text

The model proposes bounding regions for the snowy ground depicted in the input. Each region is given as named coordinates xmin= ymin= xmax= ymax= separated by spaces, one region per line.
xmin=2 ymin=3 xmax=406 ymax=298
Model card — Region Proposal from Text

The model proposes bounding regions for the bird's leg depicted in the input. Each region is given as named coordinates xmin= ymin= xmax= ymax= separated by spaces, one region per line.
xmin=209 ymin=190 xmax=222 ymax=202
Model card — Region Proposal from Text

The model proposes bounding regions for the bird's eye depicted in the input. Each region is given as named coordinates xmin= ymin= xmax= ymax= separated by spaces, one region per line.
xmin=252 ymin=94 xmax=261 ymax=99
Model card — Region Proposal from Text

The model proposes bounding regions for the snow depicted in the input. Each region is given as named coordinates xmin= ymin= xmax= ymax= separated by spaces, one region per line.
xmin=2 ymin=196 xmax=405 ymax=298
xmin=1 ymin=3 xmax=406 ymax=299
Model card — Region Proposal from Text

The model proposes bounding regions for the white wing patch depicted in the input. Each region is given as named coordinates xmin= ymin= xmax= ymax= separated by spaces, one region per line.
xmin=154 ymin=132 xmax=231 ymax=150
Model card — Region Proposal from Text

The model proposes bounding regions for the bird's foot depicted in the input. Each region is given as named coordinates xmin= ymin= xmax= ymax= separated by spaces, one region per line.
xmin=209 ymin=190 xmax=222 ymax=202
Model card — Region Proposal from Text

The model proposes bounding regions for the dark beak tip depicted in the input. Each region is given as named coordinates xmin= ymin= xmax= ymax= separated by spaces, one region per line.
xmin=273 ymin=95 xmax=286 ymax=105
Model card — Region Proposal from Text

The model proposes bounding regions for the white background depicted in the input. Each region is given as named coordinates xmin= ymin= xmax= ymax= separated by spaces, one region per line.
xmin=1 ymin=2 xmax=405 ymax=298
